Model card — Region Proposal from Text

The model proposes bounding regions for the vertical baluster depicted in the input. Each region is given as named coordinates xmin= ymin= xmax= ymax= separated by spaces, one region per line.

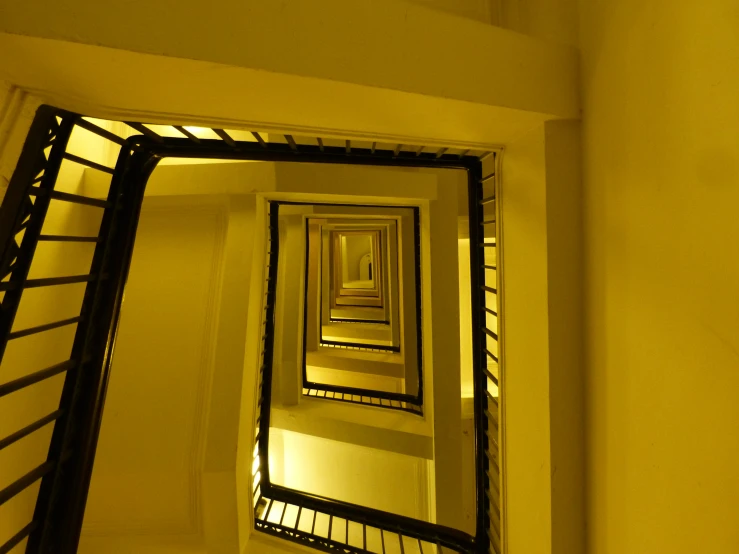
xmin=0 ymin=110 xmax=74 ymax=363
xmin=295 ymin=506 xmax=302 ymax=530
xmin=266 ymin=499 xmax=276 ymax=521
xmin=279 ymin=503 xmax=287 ymax=526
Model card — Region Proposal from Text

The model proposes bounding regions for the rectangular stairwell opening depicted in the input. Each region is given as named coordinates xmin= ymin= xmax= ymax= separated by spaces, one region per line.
xmin=0 ymin=108 xmax=501 ymax=554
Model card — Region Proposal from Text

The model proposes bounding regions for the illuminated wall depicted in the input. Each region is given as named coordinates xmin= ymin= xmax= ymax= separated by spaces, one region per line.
xmin=82 ymin=198 xmax=227 ymax=540
xmin=580 ymin=1 xmax=739 ymax=552
xmin=269 ymin=428 xmax=430 ymax=521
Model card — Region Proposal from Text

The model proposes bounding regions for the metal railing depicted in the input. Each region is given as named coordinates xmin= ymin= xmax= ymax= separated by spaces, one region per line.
xmin=328 ymin=318 xmax=391 ymax=325
xmin=318 ymin=340 xmax=401 ymax=354
xmin=302 ymin=385 xmax=424 ymax=416
xmin=298 ymin=202 xmax=423 ymax=414
xmin=470 ymin=153 xmax=502 ymax=554
xmin=0 ymin=108 xmax=157 ymax=552
xmin=254 ymin=485 xmax=475 ymax=554
xmin=0 ymin=106 xmax=501 ymax=554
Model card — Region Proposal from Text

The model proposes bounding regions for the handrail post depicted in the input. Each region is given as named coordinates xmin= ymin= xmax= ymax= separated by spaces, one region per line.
xmin=467 ymin=160 xmax=491 ymax=552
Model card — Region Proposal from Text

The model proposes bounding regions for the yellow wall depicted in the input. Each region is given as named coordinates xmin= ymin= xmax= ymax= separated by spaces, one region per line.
xmin=83 ymin=198 xmax=227 ymax=538
xmin=543 ymin=120 xmax=584 ymax=554
xmin=580 ymin=1 xmax=739 ymax=552
xmin=0 ymin=83 xmax=42 ymax=203
xmin=498 ymin=117 xmax=586 ymax=554
xmin=246 ymin=532 xmax=320 ymax=554
xmin=0 ymin=0 xmax=579 ymax=120
xmin=269 ymin=428 xmax=429 ymax=521
xmin=406 ymin=0 xmax=499 ymax=25
xmin=79 ymin=192 xmax=257 ymax=553
xmin=499 ymin=0 xmax=579 ymax=46
xmin=500 ymin=125 xmax=552 ymax=554
xmin=270 ymin=396 xmax=434 ymax=461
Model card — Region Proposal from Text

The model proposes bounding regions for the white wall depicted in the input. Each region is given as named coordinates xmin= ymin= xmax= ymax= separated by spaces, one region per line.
xmin=580 ymin=1 xmax=739 ymax=553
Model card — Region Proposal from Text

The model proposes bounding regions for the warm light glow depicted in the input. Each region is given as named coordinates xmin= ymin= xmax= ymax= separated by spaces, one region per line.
xmin=268 ymin=450 xmax=278 ymax=482
xmin=181 ymin=126 xmax=221 ymax=139
xmin=458 ymin=239 xmax=474 ymax=397
xmin=274 ymin=429 xmax=431 ymax=520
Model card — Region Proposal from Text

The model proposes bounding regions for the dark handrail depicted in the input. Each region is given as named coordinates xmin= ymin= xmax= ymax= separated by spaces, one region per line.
xmin=134 ymin=136 xmax=475 ymax=170
xmin=328 ymin=318 xmax=391 ymax=325
xmin=304 ymin=387 xmax=423 ymax=415
xmin=412 ymin=206 xmax=425 ymax=409
xmin=266 ymin=483 xmax=476 ymax=552
xmin=467 ymin=158 xmax=493 ymax=551
xmin=294 ymin=201 xmax=424 ymax=413
xmin=319 ymin=339 xmax=401 ymax=353
xmin=303 ymin=382 xmax=419 ymax=404
xmin=257 ymin=203 xmax=281 ymax=488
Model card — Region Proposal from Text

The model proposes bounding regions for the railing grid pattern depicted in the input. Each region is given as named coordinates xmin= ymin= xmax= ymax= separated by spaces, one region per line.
xmin=0 ymin=109 xmax=500 ymax=554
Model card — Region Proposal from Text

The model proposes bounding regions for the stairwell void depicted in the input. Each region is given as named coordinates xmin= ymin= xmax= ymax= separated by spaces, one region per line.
xmin=0 ymin=107 xmax=501 ymax=554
